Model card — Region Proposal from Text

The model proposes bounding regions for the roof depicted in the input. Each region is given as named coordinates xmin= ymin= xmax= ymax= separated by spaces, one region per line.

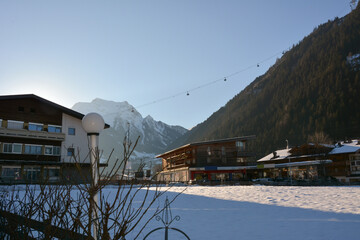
xmin=156 ymin=135 xmax=256 ymax=158
xmin=257 ymin=148 xmax=291 ymax=162
xmin=190 ymin=136 xmax=256 ymax=146
xmin=263 ymin=159 xmax=333 ymax=168
xmin=330 ymin=140 xmax=360 ymax=155
xmin=258 ymin=140 xmax=360 ymax=162
xmin=0 ymin=94 xmax=110 ymax=128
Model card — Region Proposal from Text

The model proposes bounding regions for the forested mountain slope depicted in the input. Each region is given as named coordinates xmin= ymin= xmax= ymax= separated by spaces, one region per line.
xmin=170 ymin=4 xmax=360 ymax=158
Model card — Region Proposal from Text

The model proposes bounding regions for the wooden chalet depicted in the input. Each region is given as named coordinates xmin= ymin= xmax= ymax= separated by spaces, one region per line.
xmin=156 ymin=136 xmax=256 ymax=183
xmin=257 ymin=140 xmax=360 ymax=184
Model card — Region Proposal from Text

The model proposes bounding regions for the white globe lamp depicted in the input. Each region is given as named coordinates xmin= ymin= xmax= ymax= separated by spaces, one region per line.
xmin=81 ymin=112 xmax=104 ymax=240
xmin=82 ymin=112 xmax=105 ymax=135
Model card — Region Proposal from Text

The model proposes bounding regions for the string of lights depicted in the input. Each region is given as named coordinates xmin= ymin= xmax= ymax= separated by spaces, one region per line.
xmin=135 ymin=50 xmax=285 ymax=109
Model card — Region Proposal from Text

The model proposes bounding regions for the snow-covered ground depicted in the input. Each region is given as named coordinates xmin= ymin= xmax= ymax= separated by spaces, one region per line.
xmin=2 ymin=185 xmax=359 ymax=239
xmin=138 ymin=185 xmax=360 ymax=240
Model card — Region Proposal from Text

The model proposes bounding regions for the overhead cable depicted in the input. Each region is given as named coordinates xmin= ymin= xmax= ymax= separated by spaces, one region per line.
xmin=135 ymin=50 xmax=284 ymax=109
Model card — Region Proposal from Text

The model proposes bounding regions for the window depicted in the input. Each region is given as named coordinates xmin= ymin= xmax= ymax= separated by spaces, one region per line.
xmin=3 ymin=143 xmax=22 ymax=154
xmin=68 ymin=128 xmax=76 ymax=135
xmin=350 ymin=155 xmax=360 ymax=173
xmin=3 ymin=143 xmax=12 ymax=153
xmin=236 ymin=141 xmax=245 ymax=151
xmin=28 ymin=122 xmax=43 ymax=131
xmin=45 ymin=146 xmax=53 ymax=155
xmin=237 ymin=157 xmax=245 ymax=163
xmin=13 ymin=144 xmax=22 ymax=153
xmin=44 ymin=168 xmax=60 ymax=180
xmin=1 ymin=167 xmax=21 ymax=180
xmin=48 ymin=125 xmax=62 ymax=133
xmin=44 ymin=146 xmax=61 ymax=156
xmin=7 ymin=120 xmax=24 ymax=129
xmin=67 ymin=147 xmax=75 ymax=156
xmin=53 ymin=146 xmax=61 ymax=156
xmin=24 ymin=145 xmax=42 ymax=155
xmin=0 ymin=119 xmax=2 ymax=127
xmin=222 ymin=146 xmax=226 ymax=156
xmin=24 ymin=167 xmax=40 ymax=181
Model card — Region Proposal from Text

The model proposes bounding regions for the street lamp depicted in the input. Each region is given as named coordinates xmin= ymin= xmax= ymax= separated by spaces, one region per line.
xmin=82 ymin=112 xmax=105 ymax=240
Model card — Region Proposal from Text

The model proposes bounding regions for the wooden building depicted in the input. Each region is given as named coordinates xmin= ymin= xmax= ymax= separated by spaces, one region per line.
xmin=0 ymin=94 xmax=109 ymax=184
xmin=156 ymin=136 xmax=256 ymax=183
xmin=257 ymin=140 xmax=360 ymax=183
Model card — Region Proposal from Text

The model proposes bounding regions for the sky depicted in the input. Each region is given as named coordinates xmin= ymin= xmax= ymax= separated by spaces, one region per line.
xmin=0 ymin=1 xmax=354 ymax=129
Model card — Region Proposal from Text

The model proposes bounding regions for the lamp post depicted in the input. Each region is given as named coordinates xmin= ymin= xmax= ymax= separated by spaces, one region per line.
xmin=286 ymin=139 xmax=292 ymax=185
xmin=82 ymin=112 xmax=105 ymax=240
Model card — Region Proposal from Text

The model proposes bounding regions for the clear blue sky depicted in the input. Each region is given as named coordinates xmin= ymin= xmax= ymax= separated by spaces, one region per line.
xmin=0 ymin=0 xmax=354 ymax=129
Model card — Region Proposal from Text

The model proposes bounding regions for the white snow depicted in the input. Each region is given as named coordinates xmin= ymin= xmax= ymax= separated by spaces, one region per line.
xmin=72 ymin=98 xmax=188 ymax=148
xmin=330 ymin=144 xmax=360 ymax=154
xmin=330 ymin=140 xmax=360 ymax=155
xmin=2 ymin=185 xmax=359 ymax=239
xmin=258 ymin=140 xmax=360 ymax=162
xmin=347 ymin=53 xmax=360 ymax=70
xmin=258 ymin=148 xmax=291 ymax=162
xmin=72 ymin=98 xmax=145 ymax=136
xmin=138 ymin=185 xmax=360 ymax=240
xmin=347 ymin=53 xmax=360 ymax=63
xmin=164 ymin=185 xmax=360 ymax=214
xmin=132 ymin=150 xmax=156 ymax=159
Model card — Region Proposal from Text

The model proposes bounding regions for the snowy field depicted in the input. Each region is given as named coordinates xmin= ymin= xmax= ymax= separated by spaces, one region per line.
xmin=138 ymin=185 xmax=360 ymax=240
xmin=2 ymin=185 xmax=359 ymax=239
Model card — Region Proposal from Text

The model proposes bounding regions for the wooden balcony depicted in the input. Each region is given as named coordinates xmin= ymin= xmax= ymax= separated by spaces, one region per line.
xmin=165 ymin=163 xmax=191 ymax=170
xmin=0 ymin=127 xmax=65 ymax=141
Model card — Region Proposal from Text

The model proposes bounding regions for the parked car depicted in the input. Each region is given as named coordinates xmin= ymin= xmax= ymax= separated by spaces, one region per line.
xmin=252 ymin=178 xmax=274 ymax=183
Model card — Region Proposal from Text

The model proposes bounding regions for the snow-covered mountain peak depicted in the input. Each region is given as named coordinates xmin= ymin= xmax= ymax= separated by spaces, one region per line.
xmin=72 ymin=97 xmax=188 ymax=174
xmin=72 ymin=98 xmax=143 ymax=129
xmin=72 ymin=97 xmax=188 ymax=152
xmin=89 ymin=98 xmax=137 ymax=115
xmin=144 ymin=115 xmax=154 ymax=121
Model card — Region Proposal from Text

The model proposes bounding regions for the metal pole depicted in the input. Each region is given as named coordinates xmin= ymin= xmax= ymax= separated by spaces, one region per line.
xmin=289 ymin=158 xmax=292 ymax=186
xmin=90 ymin=134 xmax=99 ymax=240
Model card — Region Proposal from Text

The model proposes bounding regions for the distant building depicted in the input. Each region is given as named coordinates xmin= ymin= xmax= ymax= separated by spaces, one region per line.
xmin=256 ymin=140 xmax=360 ymax=183
xmin=156 ymin=136 xmax=256 ymax=183
xmin=0 ymin=94 xmax=109 ymax=184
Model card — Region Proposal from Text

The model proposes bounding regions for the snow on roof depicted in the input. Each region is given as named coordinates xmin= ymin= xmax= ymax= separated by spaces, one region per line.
xmin=330 ymin=140 xmax=360 ymax=155
xmin=258 ymin=140 xmax=360 ymax=162
xmin=257 ymin=148 xmax=291 ymax=162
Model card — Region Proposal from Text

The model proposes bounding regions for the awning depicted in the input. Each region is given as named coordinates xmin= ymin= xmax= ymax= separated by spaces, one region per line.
xmin=267 ymin=160 xmax=332 ymax=168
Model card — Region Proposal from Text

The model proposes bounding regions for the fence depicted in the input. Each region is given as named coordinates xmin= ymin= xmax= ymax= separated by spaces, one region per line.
xmin=0 ymin=209 xmax=88 ymax=239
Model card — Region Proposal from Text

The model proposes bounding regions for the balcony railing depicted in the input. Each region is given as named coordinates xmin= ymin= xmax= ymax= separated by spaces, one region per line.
xmin=0 ymin=128 xmax=65 ymax=141
xmin=165 ymin=163 xmax=190 ymax=170
xmin=6 ymin=121 xmax=24 ymax=130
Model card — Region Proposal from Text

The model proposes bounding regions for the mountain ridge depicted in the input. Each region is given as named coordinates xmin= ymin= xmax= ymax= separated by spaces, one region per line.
xmin=168 ymin=4 xmax=360 ymax=158
xmin=72 ymin=98 xmax=188 ymax=172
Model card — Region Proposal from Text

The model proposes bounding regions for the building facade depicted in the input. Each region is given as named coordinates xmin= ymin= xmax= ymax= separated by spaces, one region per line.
xmin=0 ymin=94 xmax=109 ymax=184
xmin=157 ymin=136 xmax=256 ymax=183
xmin=256 ymin=140 xmax=360 ymax=184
